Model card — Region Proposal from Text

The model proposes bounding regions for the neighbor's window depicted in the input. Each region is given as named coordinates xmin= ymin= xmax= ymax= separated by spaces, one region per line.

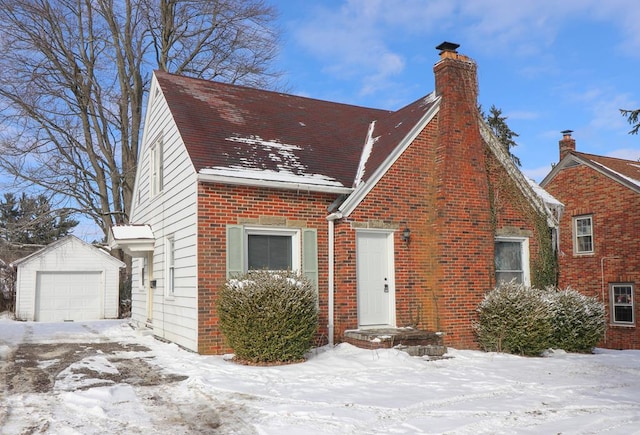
xmin=150 ymin=137 xmax=164 ymax=197
xmin=495 ymin=237 xmax=530 ymax=286
xmin=166 ymin=236 xmax=175 ymax=297
xmin=573 ymin=215 xmax=593 ymax=254
xmin=611 ymin=284 xmax=634 ymax=325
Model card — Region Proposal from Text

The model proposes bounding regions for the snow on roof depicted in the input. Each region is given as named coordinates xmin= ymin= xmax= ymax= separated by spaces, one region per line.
xmin=526 ymin=177 xmax=563 ymax=207
xmin=591 ymin=160 xmax=640 ymax=189
xmin=353 ymin=121 xmax=379 ymax=188
xmin=110 ymin=224 xmax=154 ymax=240
xmin=199 ymin=166 xmax=345 ymax=187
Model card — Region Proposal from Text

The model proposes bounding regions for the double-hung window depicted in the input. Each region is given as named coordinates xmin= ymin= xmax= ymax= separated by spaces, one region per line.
xmin=495 ymin=237 xmax=530 ymax=286
xmin=150 ymin=137 xmax=164 ymax=197
xmin=573 ymin=215 xmax=593 ymax=254
xmin=611 ymin=284 xmax=634 ymax=325
xmin=226 ymin=225 xmax=318 ymax=289
xmin=166 ymin=236 xmax=175 ymax=297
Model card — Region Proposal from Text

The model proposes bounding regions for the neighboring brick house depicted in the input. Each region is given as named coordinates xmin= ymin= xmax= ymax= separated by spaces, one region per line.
xmin=110 ymin=43 xmax=560 ymax=354
xmin=541 ymin=131 xmax=640 ymax=349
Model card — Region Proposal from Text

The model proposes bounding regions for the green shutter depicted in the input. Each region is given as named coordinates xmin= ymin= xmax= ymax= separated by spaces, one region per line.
xmin=302 ymin=228 xmax=318 ymax=290
xmin=226 ymin=225 xmax=244 ymax=279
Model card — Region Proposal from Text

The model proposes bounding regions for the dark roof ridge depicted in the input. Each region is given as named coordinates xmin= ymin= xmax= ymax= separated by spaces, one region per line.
xmin=153 ymin=69 xmax=393 ymax=114
xmin=572 ymin=150 xmax=639 ymax=164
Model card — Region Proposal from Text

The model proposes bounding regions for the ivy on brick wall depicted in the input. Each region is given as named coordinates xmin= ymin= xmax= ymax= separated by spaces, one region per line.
xmin=485 ymin=150 xmax=558 ymax=288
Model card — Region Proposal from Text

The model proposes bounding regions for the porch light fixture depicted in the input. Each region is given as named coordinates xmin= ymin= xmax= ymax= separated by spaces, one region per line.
xmin=402 ymin=228 xmax=411 ymax=243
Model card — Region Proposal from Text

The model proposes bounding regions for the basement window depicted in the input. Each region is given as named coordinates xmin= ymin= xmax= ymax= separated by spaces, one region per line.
xmin=611 ymin=284 xmax=634 ymax=325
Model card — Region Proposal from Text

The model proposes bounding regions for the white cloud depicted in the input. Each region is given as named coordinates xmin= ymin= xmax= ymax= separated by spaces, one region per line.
xmin=291 ymin=0 xmax=454 ymax=96
xmin=606 ymin=148 xmax=640 ymax=161
xmin=522 ymin=164 xmax=554 ymax=183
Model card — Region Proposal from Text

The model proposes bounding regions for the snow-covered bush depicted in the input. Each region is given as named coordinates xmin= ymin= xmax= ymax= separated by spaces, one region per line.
xmin=217 ymin=270 xmax=318 ymax=364
xmin=547 ymin=287 xmax=606 ymax=353
xmin=474 ymin=281 xmax=554 ymax=356
xmin=475 ymin=282 xmax=607 ymax=356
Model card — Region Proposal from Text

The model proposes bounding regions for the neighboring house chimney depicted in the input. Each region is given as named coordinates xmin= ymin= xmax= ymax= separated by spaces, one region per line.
xmin=559 ymin=130 xmax=576 ymax=161
xmin=431 ymin=42 xmax=493 ymax=347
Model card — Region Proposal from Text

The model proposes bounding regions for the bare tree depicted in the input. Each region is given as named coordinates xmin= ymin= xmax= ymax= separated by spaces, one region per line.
xmin=0 ymin=0 xmax=280 ymax=239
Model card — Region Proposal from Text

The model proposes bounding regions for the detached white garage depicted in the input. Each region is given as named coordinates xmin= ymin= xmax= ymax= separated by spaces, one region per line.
xmin=14 ymin=235 xmax=125 ymax=322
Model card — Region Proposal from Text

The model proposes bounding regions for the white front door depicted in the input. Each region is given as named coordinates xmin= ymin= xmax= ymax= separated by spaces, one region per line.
xmin=356 ymin=231 xmax=394 ymax=327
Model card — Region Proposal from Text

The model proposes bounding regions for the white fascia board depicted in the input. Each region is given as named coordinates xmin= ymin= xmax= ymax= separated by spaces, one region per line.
xmin=338 ymin=97 xmax=441 ymax=217
xmin=197 ymin=173 xmax=354 ymax=195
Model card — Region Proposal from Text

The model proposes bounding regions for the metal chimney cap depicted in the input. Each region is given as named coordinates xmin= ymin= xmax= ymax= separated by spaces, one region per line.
xmin=561 ymin=129 xmax=573 ymax=136
xmin=436 ymin=41 xmax=460 ymax=53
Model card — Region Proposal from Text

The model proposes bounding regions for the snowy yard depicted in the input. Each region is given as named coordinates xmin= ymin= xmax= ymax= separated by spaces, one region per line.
xmin=1 ymin=317 xmax=640 ymax=434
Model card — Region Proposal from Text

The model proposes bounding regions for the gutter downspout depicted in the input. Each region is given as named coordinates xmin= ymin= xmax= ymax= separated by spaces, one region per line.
xmin=600 ymin=256 xmax=621 ymax=344
xmin=326 ymin=211 xmax=343 ymax=347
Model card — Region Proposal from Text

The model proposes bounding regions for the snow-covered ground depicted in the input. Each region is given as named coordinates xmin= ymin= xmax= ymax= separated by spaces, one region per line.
xmin=1 ymin=316 xmax=640 ymax=434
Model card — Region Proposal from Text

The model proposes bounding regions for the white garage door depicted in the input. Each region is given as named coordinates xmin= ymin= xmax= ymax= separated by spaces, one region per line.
xmin=35 ymin=271 xmax=103 ymax=321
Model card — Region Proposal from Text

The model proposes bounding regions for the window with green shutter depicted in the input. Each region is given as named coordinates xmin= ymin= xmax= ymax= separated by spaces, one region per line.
xmin=226 ymin=225 xmax=317 ymax=289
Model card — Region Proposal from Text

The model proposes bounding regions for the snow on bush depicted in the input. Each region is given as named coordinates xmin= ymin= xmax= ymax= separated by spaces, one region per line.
xmin=547 ymin=287 xmax=606 ymax=353
xmin=475 ymin=282 xmax=606 ymax=356
xmin=475 ymin=281 xmax=553 ymax=356
xmin=217 ymin=270 xmax=318 ymax=364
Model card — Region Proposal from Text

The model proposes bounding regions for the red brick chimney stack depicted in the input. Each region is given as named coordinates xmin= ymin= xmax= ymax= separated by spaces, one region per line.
xmin=559 ymin=130 xmax=576 ymax=161
xmin=432 ymin=42 xmax=493 ymax=348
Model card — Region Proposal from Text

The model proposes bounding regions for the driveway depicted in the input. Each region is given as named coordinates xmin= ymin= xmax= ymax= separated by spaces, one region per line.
xmin=0 ymin=320 xmax=254 ymax=434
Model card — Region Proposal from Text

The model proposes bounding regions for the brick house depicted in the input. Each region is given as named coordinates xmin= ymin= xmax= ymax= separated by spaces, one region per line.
xmin=541 ymin=131 xmax=640 ymax=349
xmin=110 ymin=43 xmax=560 ymax=354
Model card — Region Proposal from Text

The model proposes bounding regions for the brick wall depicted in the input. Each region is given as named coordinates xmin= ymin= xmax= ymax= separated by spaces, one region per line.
xmin=196 ymin=182 xmax=335 ymax=354
xmin=544 ymin=165 xmax=640 ymax=349
xmin=334 ymin=51 xmax=549 ymax=349
xmin=334 ymin=120 xmax=439 ymax=338
xmin=431 ymin=53 xmax=494 ymax=348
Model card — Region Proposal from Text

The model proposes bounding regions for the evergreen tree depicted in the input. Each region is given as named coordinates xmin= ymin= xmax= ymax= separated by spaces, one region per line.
xmin=621 ymin=109 xmax=640 ymax=135
xmin=0 ymin=192 xmax=78 ymax=246
xmin=482 ymin=105 xmax=521 ymax=167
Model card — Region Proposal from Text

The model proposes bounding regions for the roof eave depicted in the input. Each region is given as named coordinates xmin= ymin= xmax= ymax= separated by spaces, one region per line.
xmin=541 ymin=153 xmax=640 ymax=194
xmin=197 ymin=173 xmax=354 ymax=195
xmin=338 ymin=97 xmax=441 ymax=217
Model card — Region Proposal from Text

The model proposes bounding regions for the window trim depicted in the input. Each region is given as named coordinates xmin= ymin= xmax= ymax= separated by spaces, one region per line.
xmin=244 ymin=227 xmax=301 ymax=272
xmin=494 ymin=236 xmax=530 ymax=287
xmin=573 ymin=215 xmax=594 ymax=255
xmin=610 ymin=283 xmax=635 ymax=326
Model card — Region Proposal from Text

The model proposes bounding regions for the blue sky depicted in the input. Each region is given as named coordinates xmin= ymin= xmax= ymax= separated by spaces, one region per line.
xmin=274 ymin=0 xmax=640 ymax=182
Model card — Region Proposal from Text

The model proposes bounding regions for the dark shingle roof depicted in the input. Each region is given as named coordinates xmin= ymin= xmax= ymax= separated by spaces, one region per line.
xmin=574 ymin=151 xmax=640 ymax=190
xmin=154 ymin=71 xmax=437 ymax=188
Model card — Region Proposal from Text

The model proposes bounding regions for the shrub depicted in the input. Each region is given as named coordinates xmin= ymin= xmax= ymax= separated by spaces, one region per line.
xmin=474 ymin=281 xmax=554 ymax=356
xmin=475 ymin=282 xmax=607 ymax=356
xmin=547 ymin=287 xmax=606 ymax=353
xmin=217 ymin=270 xmax=318 ymax=364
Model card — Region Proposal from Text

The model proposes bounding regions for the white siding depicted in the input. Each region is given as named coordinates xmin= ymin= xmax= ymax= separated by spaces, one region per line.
xmin=14 ymin=236 xmax=123 ymax=321
xmin=129 ymin=73 xmax=199 ymax=352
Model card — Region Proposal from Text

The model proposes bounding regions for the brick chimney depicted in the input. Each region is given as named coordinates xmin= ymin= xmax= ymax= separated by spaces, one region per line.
xmin=432 ymin=42 xmax=493 ymax=348
xmin=559 ymin=130 xmax=576 ymax=161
